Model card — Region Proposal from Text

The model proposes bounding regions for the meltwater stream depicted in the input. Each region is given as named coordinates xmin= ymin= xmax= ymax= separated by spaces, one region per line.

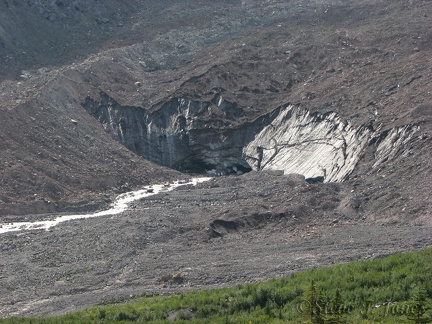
xmin=0 ymin=177 xmax=211 ymax=234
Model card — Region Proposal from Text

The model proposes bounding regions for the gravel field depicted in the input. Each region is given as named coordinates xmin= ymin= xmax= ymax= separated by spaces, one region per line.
xmin=1 ymin=173 xmax=431 ymax=317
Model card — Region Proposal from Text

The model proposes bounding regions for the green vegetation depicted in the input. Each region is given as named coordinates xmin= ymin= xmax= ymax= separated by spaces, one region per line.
xmin=2 ymin=248 xmax=431 ymax=323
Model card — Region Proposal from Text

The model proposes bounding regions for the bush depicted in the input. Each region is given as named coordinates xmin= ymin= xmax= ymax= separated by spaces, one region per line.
xmin=1 ymin=248 xmax=430 ymax=324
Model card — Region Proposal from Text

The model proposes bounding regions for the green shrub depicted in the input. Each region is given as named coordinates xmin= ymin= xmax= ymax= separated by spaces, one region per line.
xmin=1 ymin=248 xmax=431 ymax=324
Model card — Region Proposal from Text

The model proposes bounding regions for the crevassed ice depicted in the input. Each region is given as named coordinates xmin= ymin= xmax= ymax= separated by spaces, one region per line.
xmin=243 ymin=106 xmax=372 ymax=182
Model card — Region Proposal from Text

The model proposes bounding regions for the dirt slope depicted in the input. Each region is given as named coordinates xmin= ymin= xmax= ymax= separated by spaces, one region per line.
xmin=1 ymin=0 xmax=430 ymax=219
xmin=0 ymin=0 xmax=431 ymax=318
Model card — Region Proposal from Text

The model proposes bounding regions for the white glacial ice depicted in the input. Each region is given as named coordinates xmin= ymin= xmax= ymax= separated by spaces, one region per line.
xmin=243 ymin=105 xmax=373 ymax=182
xmin=243 ymin=105 xmax=419 ymax=183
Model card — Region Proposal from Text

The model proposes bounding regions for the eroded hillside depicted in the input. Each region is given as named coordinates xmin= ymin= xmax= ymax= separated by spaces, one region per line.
xmin=1 ymin=0 xmax=430 ymax=220
xmin=0 ymin=0 xmax=431 ymax=317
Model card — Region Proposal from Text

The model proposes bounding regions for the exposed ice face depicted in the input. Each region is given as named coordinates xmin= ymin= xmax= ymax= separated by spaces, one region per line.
xmin=0 ymin=177 xmax=211 ymax=234
xmin=243 ymin=106 xmax=418 ymax=183
xmin=372 ymin=125 xmax=420 ymax=169
xmin=243 ymin=106 xmax=372 ymax=182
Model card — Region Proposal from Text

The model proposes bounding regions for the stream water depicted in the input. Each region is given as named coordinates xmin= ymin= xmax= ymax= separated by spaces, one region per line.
xmin=0 ymin=177 xmax=211 ymax=234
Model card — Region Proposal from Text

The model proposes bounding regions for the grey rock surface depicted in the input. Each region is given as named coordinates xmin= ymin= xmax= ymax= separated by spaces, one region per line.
xmin=1 ymin=173 xmax=431 ymax=317
xmin=0 ymin=0 xmax=431 ymax=318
